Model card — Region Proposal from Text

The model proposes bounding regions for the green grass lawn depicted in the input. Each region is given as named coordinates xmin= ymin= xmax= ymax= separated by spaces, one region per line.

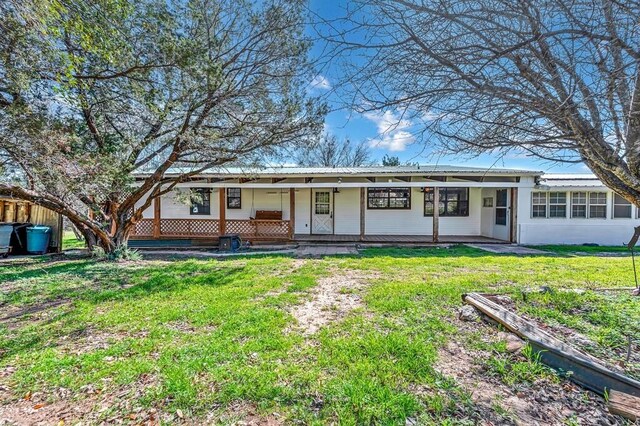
xmin=0 ymin=246 xmax=637 ymax=424
xmin=61 ymin=230 xmax=86 ymax=250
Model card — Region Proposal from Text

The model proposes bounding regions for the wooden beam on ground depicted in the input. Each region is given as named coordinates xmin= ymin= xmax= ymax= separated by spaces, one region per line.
xmin=608 ymin=390 xmax=640 ymax=421
xmin=432 ymin=187 xmax=439 ymax=243
xmin=219 ymin=189 xmax=226 ymax=236
xmin=360 ymin=187 xmax=365 ymax=241
xmin=153 ymin=197 xmax=161 ymax=238
xmin=463 ymin=292 xmax=640 ymax=397
xmin=289 ymin=188 xmax=295 ymax=240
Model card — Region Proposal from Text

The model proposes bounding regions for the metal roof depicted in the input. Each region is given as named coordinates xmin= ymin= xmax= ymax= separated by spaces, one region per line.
xmin=538 ymin=173 xmax=605 ymax=188
xmin=136 ymin=165 xmax=542 ymax=177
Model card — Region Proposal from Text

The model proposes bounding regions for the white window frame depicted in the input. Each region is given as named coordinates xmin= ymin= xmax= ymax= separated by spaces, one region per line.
xmin=571 ymin=192 xmax=587 ymax=219
xmin=612 ymin=193 xmax=632 ymax=219
xmin=548 ymin=192 xmax=567 ymax=218
xmin=531 ymin=192 xmax=548 ymax=218
xmin=588 ymin=192 xmax=607 ymax=219
xmin=531 ymin=191 xmax=568 ymax=219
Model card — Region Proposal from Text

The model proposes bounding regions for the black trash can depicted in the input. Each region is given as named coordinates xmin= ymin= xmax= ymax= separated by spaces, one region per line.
xmin=6 ymin=223 xmax=32 ymax=255
xmin=219 ymin=234 xmax=241 ymax=251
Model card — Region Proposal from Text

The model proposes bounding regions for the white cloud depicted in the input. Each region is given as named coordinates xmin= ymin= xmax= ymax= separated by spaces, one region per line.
xmin=362 ymin=110 xmax=415 ymax=152
xmin=309 ymin=75 xmax=332 ymax=91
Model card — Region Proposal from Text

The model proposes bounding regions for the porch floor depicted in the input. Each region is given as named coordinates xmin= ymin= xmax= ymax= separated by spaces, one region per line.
xmin=293 ymin=234 xmax=507 ymax=244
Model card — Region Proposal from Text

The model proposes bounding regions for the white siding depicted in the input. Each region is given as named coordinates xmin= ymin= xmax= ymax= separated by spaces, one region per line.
xmin=517 ymin=187 xmax=640 ymax=245
xmin=364 ymin=187 xmax=483 ymax=236
xmin=294 ymin=188 xmax=311 ymax=234
xmin=134 ymin=190 xmax=154 ymax=219
xmin=334 ymin=188 xmax=361 ymax=235
xmin=226 ymin=188 xmax=290 ymax=220
xmin=159 ymin=189 xmax=221 ymax=219
xmin=480 ymin=188 xmax=496 ymax=238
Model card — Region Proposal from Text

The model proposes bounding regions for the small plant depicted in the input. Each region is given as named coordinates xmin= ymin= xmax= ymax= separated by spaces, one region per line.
xmin=91 ymin=245 xmax=142 ymax=262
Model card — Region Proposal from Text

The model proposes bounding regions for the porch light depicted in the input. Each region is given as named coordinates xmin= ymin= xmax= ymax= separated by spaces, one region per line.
xmin=337 ymin=177 xmax=342 ymax=183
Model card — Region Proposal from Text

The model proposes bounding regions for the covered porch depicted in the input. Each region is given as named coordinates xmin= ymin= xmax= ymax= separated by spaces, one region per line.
xmin=294 ymin=234 xmax=507 ymax=244
xmin=129 ymin=167 xmax=529 ymax=245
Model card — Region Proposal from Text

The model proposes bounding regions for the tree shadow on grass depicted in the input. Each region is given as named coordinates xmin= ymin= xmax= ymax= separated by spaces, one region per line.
xmin=0 ymin=261 xmax=248 ymax=361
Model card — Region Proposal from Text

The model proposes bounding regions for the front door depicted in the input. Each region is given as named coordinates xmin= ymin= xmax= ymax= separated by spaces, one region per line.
xmin=312 ymin=190 xmax=333 ymax=234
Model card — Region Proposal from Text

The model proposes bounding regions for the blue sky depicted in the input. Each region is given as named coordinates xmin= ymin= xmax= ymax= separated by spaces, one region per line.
xmin=305 ymin=0 xmax=589 ymax=174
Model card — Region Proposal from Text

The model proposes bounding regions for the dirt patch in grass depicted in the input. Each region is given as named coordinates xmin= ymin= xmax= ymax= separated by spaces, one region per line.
xmin=435 ymin=319 xmax=626 ymax=425
xmin=0 ymin=368 xmax=164 ymax=425
xmin=202 ymin=402 xmax=284 ymax=425
xmin=287 ymin=269 xmax=377 ymax=336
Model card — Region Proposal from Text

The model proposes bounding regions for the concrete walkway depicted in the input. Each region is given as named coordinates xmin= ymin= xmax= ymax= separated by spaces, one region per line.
xmin=139 ymin=245 xmax=359 ymax=259
xmin=296 ymin=245 xmax=359 ymax=257
xmin=466 ymin=244 xmax=548 ymax=255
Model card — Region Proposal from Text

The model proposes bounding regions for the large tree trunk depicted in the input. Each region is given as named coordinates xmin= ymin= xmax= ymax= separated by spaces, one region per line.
xmin=0 ymin=184 xmax=137 ymax=254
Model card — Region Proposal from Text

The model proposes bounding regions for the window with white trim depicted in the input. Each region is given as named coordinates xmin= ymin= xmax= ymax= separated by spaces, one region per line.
xmin=548 ymin=192 xmax=567 ymax=218
xmin=531 ymin=192 xmax=547 ymax=218
xmin=589 ymin=192 xmax=607 ymax=219
xmin=613 ymin=193 xmax=632 ymax=218
xmin=571 ymin=192 xmax=587 ymax=218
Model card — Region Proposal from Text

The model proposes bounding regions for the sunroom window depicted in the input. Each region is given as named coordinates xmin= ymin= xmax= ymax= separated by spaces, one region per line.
xmin=548 ymin=192 xmax=567 ymax=218
xmin=571 ymin=192 xmax=587 ymax=218
xmin=531 ymin=192 xmax=547 ymax=218
xmin=613 ymin=193 xmax=632 ymax=218
xmin=589 ymin=192 xmax=607 ymax=219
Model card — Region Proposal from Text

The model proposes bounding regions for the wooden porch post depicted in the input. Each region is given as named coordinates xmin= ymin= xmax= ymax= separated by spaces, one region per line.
xmin=219 ymin=188 xmax=226 ymax=236
xmin=360 ymin=187 xmax=365 ymax=241
xmin=432 ymin=187 xmax=440 ymax=243
xmin=289 ymin=188 xmax=295 ymax=240
xmin=153 ymin=197 xmax=161 ymax=238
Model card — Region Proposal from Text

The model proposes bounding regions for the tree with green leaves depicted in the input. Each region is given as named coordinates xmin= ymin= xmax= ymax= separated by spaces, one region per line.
xmin=381 ymin=155 xmax=400 ymax=167
xmin=0 ymin=0 xmax=325 ymax=252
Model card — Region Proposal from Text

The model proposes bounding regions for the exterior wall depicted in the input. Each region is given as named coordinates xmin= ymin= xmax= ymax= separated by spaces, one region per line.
xmin=364 ymin=187 xmax=483 ymax=236
xmin=294 ymin=188 xmax=311 ymax=234
xmin=226 ymin=188 xmax=291 ymax=220
xmin=333 ymin=188 xmax=361 ymax=235
xmin=137 ymin=187 xmax=293 ymax=220
xmin=480 ymin=188 xmax=496 ymax=238
xmin=517 ymin=187 xmax=640 ymax=245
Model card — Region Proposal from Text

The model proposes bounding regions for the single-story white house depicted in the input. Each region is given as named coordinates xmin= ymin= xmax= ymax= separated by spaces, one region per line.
xmin=129 ymin=166 xmax=640 ymax=247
